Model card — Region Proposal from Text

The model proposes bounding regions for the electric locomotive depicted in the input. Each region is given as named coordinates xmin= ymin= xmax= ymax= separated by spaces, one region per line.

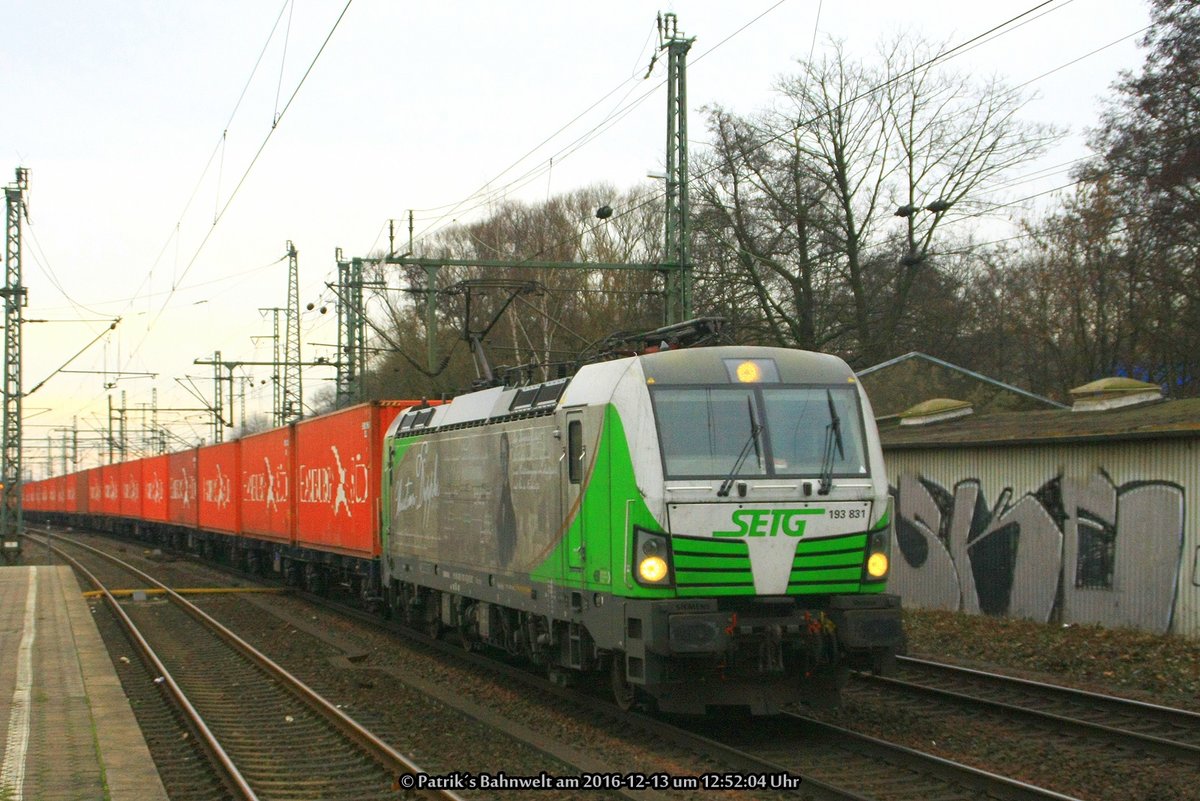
xmin=382 ymin=345 xmax=901 ymax=714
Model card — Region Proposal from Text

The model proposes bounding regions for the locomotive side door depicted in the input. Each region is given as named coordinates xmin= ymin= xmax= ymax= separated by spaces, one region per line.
xmin=562 ymin=410 xmax=586 ymax=573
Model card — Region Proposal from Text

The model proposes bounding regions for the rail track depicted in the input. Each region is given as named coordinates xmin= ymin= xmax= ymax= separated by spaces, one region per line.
xmin=38 ymin=527 xmax=1112 ymax=800
xmin=852 ymin=655 xmax=1200 ymax=762
xmin=28 ymin=529 xmax=462 ymax=801
xmin=685 ymin=710 xmax=1082 ymax=801
xmin=269 ymin=545 xmax=1084 ymax=801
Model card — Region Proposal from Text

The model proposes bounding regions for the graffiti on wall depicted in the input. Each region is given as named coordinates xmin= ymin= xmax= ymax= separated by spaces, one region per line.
xmin=891 ymin=470 xmax=1185 ymax=634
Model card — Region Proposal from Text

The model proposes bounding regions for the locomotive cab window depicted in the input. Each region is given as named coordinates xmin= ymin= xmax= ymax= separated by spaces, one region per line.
xmin=567 ymin=420 xmax=583 ymax=484
xmin=650 ymin=385 xmax=869 ymax=479
xmin=652 ymin=388 xmax=767 ymax=478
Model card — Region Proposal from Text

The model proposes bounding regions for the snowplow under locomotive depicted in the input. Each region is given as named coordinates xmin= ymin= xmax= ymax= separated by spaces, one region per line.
xmin=23 ymin=345 xmax=901 ymax=715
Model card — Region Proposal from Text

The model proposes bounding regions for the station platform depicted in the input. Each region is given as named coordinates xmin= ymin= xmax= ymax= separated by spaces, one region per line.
xmin=0 ymin=565 xmax=167 ymax=801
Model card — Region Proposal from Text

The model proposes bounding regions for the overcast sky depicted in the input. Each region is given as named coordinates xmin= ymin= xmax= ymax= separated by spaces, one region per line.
xmin=1 ymin=0 xmax=1151 ymax=472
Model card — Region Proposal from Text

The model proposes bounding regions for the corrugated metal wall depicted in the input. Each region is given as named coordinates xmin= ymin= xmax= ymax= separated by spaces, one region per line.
xmin=883 ymin=438 xmax=1199 ymax=638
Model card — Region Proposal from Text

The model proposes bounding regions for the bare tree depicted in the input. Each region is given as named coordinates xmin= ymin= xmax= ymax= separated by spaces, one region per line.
xmin=694 ymin=37 xmax=1058 ymax=365
xmin=361 ymin=183 xmax=666 ymax=396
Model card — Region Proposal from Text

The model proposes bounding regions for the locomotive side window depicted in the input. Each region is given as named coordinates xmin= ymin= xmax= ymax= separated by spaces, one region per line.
xmin=568 ymin=420 xmax=583 ymax=484
xmin=534 ymin=379 xmax=568 ymax=407
xmin=510 ymin=386 xmax=539 ymax=410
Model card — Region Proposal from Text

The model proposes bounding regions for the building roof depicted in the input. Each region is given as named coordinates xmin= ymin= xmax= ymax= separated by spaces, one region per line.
xmin=879 ymin=397 xmax=1200 ymax=449
xmin=856 ymin=352 xmax=1064 ymax=419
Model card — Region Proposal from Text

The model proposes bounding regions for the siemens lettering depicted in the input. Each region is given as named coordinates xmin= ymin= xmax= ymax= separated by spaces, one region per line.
xmin=713 ymin=508 xmax=823 ymax=538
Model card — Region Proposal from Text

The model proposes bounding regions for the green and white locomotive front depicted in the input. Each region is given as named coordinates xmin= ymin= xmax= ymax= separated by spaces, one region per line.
xmin=593 ymin=346 xmax=902 ymax=713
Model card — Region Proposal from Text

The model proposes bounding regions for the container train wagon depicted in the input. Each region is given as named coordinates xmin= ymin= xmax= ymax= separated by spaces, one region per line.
xmin=27 ymin=401 xmax=418 ymax=597
xmin=25 ymin=345 xmax=903 ymax=714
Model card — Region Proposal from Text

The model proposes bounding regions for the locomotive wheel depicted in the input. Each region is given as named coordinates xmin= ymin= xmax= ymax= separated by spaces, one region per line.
xmin=611 ymin=652 xmax=636 ymax=711
xmin=459 ymin=604 xmax=478 ymax=652
xmin=459 ymin=629 xmax=475 ymax=652
xmin=424 ymin=604 xmax=443 ymax=640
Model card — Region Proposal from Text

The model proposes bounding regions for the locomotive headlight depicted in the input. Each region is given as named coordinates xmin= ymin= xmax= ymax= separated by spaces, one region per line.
xmin=633 ymin=528 xmax=673 ymax=587
xmin=864 ymin=519 xmax=891 ymax=581
xmin=639 ymin=555 xmax=669 ymax=583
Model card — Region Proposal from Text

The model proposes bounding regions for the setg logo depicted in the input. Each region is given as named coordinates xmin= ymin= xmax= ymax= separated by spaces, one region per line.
xmin=714 ymin=508 xmax=824 ymax=538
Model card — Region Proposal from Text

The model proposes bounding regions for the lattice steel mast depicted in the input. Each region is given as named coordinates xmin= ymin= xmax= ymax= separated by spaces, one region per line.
xmin=2 ymin=167 xmax=28 ymax=563
xmin=211 ymin=350 xmax=226 ymax=443
xmin=256 ymin=306 xmax=285 ymax=426
xmin=282 ymin=240 xmax=303 ymax=422
xmin=334 ymin=250 xmax=366 ymax=408
xmin=660 ymin=13 xmax=694 ymax=325
xmin=344 ymin=14 xmax=697 ymax=382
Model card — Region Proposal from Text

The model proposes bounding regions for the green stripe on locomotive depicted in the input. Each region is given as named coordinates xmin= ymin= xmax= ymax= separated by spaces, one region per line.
xmin=528 ymin=403 xmax=671 ymax=596
xmin=525 ymin=403 xmax=886 ymax=599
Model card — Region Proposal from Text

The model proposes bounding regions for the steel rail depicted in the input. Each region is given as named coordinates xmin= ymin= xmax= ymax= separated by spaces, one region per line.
xmin=899 ymin=654 xmax=1200 ymax=724
xmin=45 ymin=527 xmax=667 ymax=801
xmin=781 ymin=712 xmax=1083 ymax=801
xmin=302 ymin=589 xmax=871 ymax=800
xmin=30 ymin=534 xmax=259 ymax=801
xmin=36 ymin=530 xmax=464 ymax=801
xmin=36 ymin=527 xmax=1084 ymax=801
xmin=869 ymin=655 xmax=1200 ymax=761
xmin=313 ymin=591 xmax=1055 ymax=801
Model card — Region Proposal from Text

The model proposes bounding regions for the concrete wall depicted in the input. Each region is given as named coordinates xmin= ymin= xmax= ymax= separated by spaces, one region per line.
xmin=884 ymin=438 xmax=1198 ymax=637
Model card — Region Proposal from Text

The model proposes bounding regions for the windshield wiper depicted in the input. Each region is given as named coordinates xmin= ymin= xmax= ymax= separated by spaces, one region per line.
xmin=818 ymin=389 xmax=844 ymax=496
xmin=717 ymin=397 xmax=762 ymax=497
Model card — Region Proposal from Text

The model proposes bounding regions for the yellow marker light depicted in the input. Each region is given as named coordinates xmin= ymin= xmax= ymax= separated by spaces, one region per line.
xmin=867 ymin=552 xmax=889 ymax=578
xmin=736 ymin=360 xmax=762 ymax=383
xmin=638 ymin=555 xmax=668 ymax=583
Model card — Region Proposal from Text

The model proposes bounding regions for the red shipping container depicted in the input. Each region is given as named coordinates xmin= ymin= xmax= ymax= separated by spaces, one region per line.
xmin=50 ymin=476 xmax=65 ymax=513
xmin=66 ymin=472 xmax=81 ymax=514
xmin=293 ymin=402 xmax=407 ymax=558
xmin=142 ymin=455 xmax=169 ymax=523
xmin=198 ymin=442 xmax=240 ymax=534
xmin=119 ymin=460 xmax=143 ymax=519
xmin=87 ymin=468 xmax=102 ymax=514
xmin=100 ymin=465 xmax=121 ymax=516
xmin=49 ymin=476 xmax=62 ymax=512
xmin=167 ymin=449 xmax=198 ymax=528
xmin=239 ymin=426 xmax=293 ymax=544
xmin=75 ymin=471 xmax=89 ymax=515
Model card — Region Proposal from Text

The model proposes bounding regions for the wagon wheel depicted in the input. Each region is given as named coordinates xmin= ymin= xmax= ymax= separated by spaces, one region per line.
xmin=611 ymin=652 xmax=636 ymax=711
